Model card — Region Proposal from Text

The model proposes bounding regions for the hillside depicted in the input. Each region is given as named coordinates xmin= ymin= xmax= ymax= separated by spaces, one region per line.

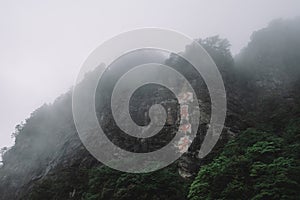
xmin=0 ymin=17 xmax=300 ymax=200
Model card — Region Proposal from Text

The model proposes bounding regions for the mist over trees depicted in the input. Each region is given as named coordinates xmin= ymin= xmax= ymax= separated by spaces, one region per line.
xmin=0 ymin=17 xmax=300 ymax=200
xmin=236 ymin=17 xmax=300 ymax=90
xmin=189 ymin=17 xmax=300 ymax=200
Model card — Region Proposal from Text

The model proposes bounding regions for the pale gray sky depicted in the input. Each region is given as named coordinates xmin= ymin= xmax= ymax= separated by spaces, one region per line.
xmin=0 ymin=0 xmax=300 ymax=149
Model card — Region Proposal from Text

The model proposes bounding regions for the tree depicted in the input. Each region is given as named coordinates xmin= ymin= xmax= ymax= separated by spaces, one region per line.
xmin=0 ymin=147 xmax=8 ymax=164
xmin=188 ymin=124 xmax=300 ymax=200
xmin=11 ymin=122 xmax=24 ymax=139
xmin=198 ymin=35 xmax=234 ymax=70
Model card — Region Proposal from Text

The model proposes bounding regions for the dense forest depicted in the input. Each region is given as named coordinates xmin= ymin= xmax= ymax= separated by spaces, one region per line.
xmin=0 ymin=17 xmax=300 ymax=200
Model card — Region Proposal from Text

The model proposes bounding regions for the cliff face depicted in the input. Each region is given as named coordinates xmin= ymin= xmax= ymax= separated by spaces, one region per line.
xmin=236 ymin=18 xmax=300 ymax=95
xmin=235 ymin=18 xmax=300 ymax=130
xmin=0 ymin=41 xmax=243 ymax=200
xmin=0 ymin=92 xmax=82 ymax=199
xmin=0 ymin=18 xmax=299 ymax=200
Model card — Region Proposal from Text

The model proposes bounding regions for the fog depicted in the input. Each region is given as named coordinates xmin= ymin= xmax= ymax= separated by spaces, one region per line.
xmin=0 ymin=0 xmax=300 ymax=149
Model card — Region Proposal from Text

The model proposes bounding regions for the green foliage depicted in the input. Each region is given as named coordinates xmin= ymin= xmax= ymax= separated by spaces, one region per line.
xmin=2 ymin=17 xmax=300 ymax=200
xmin=188 ymin=123 xmax=300 ymax=200
xmin=236 ymin=17 xmax=300 ymax=88
xmin=83 ymin=165 xmax=189 ymax=200
xmin=27 ymin=167 xmax=89 ymax=200
xmin=199 ymin=35 xmax=234 ymax=70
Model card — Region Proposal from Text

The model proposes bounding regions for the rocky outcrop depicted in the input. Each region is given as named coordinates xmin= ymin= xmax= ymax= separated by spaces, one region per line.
xmin=0 ymin=17 xmax=299 ymax=199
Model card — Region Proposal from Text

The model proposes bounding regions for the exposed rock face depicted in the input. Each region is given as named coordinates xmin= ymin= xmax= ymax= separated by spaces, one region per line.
xmin=0 ymin=43 xmax=244 ymax=199
xmin=1 ymin=18 xmax=299 ymax=199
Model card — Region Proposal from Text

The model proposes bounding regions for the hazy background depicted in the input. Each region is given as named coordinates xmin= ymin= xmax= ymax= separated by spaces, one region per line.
xmin=0 ymin=0 xmax=299 ymax=149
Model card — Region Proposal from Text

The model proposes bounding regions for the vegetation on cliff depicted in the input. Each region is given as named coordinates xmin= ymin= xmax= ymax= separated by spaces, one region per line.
xmin=0 ymin=17 xmax=300 ymax=200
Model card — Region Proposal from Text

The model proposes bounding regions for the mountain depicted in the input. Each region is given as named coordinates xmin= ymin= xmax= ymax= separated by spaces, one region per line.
xmin=0 ymin=17 xmax=300 ymax=200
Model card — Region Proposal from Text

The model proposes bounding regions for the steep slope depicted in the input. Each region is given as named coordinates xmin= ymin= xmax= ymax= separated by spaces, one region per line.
xmin=0 ymin=17 xmax=299 ymax=200
xmin=235 ymin=17 xmax=300 ymax=130
xmin=0 ymin=37 xmax=242 ymax=199
xmin=189 ymin=17 xmax=300 ymax=200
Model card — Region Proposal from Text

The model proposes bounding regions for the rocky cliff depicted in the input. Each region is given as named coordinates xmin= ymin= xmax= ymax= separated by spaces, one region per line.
xmin=0 ymin=17 xmax=299 ymax=200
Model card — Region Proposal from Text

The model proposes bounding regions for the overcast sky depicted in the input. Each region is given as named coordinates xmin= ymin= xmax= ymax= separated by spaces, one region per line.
xmin=0 ymin=0 xmax=299 ymax=149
